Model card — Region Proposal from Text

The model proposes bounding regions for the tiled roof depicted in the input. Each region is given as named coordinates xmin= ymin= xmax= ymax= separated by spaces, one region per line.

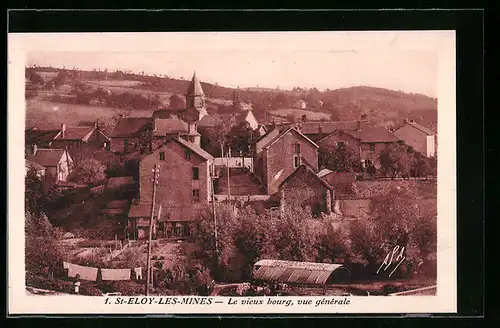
xmin=25 ymin=159 xmax=46 ymax=171
xmin=25 ymin=129 xmax=60 ymax=145
xmin=403 ymin=121 xmax=435 ymax=135
xmin=128 ymin=201 xmax=162 ymax=218
xmin=111 ymin=117 xmax=151 ymax=137
xmin=106 ymin=176 xmax=136 ymax=189
xmin=152 ymin=109 xmax=186 ymax=119
xmin=198 ymin=110 xmax=255 ymax=129
xmin=174 ymin=137 xmax=214 ymax=161
xmin=280 ymin=164 xmax=333 ymax=191
xmin=27 ymin=149 xmax=66 ymax=167
xmin=263 ymin=127 xmax=319 ymax=149
xmin=300 ymin=121 xmax=369 ymax=135
xmin=317 ymin=168 xmax=334 ymax=178
xmin=55 ymin=126 xmax=94 ymax=140
xmin=105 ymin=200 xmax=130 ymax=209
xmin=152 ymin=118 xmax=188 ymax=137
xmin=344 ymin=127 xmax=400 ymax=143
xmin=198 ymin=113 xmax=236 ymax=128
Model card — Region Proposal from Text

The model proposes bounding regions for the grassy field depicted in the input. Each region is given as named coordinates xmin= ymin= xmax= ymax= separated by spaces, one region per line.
xmin=25 ymin=98 xmax=153 ymax=128
xmin=271 ymin=108 xmax=332 ymax=121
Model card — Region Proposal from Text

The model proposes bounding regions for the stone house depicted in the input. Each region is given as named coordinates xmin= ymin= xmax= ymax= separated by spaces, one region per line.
xmin=253 ymin=127 xmax=319 ymax=195
xmin=279 ymin=164 xmax=334 ymax=217
xmin=393 ymin=120 xmax=436 ymax=157
xmin=110 ymin=117 xmax=152 ymax=154
xmin=316 ymin=124 xmax=401 ymax=168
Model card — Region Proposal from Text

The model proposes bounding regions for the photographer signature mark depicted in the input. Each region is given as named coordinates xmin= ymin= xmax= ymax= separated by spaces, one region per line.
xmin=377 ymin=245 xmax=406 ymax=277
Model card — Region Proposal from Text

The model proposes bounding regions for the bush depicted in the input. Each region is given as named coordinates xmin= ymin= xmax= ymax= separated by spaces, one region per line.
xmin=26 ymin=274 xmax=74 ymax=294
xmin=106 ymin=281 xmax=145 ymax=296
xmin=80 ymin=286 xmax=104 ymax=296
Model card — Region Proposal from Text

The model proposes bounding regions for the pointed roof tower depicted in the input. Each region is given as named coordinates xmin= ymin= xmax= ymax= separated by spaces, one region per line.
xmin=186 ymin=71 xmax=205 ymax=96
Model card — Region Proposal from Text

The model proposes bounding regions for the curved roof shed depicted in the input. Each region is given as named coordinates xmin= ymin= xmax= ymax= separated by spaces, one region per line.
xmin=252 ymin=260 xmax=349 ymax=286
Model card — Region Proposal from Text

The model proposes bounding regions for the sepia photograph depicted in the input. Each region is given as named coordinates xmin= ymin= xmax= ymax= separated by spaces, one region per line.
xmin=9 ymin=30 xmax=457 ymax=314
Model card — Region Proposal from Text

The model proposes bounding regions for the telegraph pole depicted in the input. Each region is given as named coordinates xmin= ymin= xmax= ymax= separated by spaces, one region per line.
xmin=227 ymin=147 xmax=231 ymax=203
xmin=211 ymin=164 xmax=219 ymax=269
xmin=146 ymin=164 xmax=160 ymax=296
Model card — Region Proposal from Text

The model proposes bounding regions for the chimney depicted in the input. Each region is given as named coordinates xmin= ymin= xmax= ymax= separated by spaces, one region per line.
xmin=61 ymin=123 xmax=66 ymax=138
xmin=356 ymin=120 xmax=361 ymax=131
xmin=318 ymin=124 xmax=323 ymax=136
xmin=32 ymin=144 xmax=38 ymax=155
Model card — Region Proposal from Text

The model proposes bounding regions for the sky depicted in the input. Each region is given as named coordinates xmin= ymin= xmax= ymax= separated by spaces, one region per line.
xmin=23 ymin=31 xmax=453 ymax=98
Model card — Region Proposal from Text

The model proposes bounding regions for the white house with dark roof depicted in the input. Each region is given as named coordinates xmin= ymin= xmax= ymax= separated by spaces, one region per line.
xmin=26 ymin=147 xmax=74 ymax=182
xmin=393 ymin=120 xmax=436 ymax=157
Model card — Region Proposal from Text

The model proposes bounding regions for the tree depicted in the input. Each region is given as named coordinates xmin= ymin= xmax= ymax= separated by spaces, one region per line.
xmin=379 ymin=144 xmax=416 ymax=179
xmin=232 ymin=206 xmax=275 ymax=279
xmin=195 ymin=203 xmax=238 ymax=274
xmin=25 ymin=168 xmax=45 ymax=216
xmin=69 ymin=158 xmax=106 ymax=185
xmin=319 ymin=142 xmax=360 ymax=172
xmin=271 ymin=190 xmax=318 ymax=262
xmin=228 ymin=121 xmax=254 ymax=156
xmin=25 ymin=211 xmax=64 ymax=275
xmin=169 ymin=94 xmax=186 ymax=109
xmin=315 ymin=219 xmax=349 ymax=263
xmin=204 ymin=116 xmax=233 ymax=157
xmin=413 ymin=154 xmax=431 ymax=178
xmin=27 ymin=70 xmax=44 ymax=86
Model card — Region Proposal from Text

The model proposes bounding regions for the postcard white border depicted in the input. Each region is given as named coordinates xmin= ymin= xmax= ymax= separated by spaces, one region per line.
xmin=8 ymin=31 xmax=456 ymax=314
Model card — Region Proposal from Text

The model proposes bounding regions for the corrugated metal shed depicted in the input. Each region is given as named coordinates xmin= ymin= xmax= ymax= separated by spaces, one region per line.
xmin=252 ymin=260 xmax=347 ymax=286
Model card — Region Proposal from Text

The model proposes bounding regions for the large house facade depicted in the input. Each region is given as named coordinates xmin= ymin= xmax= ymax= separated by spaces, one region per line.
xmin=128 ymin=137 xmax=214 ymax=240
xmin=254 ymin=127 xmax=319 ymax=195
xmin=393 ymin=120 xmax=436 ymax=157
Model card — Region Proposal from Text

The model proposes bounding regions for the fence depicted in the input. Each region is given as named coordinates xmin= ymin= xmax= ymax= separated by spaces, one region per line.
xmin=214 ymin=157 xmax=253 ymax=172
xmin=214 ymin=194 xmax=270 ymax=202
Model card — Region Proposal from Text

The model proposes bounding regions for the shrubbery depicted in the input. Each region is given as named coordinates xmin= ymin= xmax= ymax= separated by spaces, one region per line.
xmin=25 ymin=274 xmax=74 ymax=294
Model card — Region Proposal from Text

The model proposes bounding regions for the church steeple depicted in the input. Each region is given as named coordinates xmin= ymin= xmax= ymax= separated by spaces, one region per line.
xmin=185 ymin=71 xmax=207 ymax=121
xmin=186 ymin=71 xmax=205 ymax=98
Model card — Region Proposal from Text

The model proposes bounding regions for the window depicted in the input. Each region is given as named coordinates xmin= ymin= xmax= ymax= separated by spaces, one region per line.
xmin=192 ymin=189 xmax=200 ymax=202
xmin=293 ymin=155 xmax=301 ymax=168
xmin=192 ymin=167 xmax=199 ymax=180
xmin=185 ymin=150 xmax=191 ymax=160
xmin=174 ymin=224 xmax=184 ymax=238
xmin=294 ymin=143 xmax=301 ymax=154
xmin=369 ymin=143 xmax=375 ymax=151
xmin=159 ymin=151 xmax=165 ymax=161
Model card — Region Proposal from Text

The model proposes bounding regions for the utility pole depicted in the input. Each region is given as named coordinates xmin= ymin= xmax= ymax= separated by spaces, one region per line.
xmin=227 ymin=147 xmax=231 ymax=203
xmin=211 ymin=163 xmax=219 ymax=269
xmin=145 ymin=164 xmax=160 ymax=296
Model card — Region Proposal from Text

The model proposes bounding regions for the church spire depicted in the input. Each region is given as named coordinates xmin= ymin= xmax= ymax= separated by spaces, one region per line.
xmin=186 ymin=71 xmax=205 ymax=96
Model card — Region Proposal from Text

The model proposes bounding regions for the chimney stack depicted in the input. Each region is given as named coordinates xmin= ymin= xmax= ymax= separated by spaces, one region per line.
xmin=61 ymin=123 xmax=66 ymax=138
